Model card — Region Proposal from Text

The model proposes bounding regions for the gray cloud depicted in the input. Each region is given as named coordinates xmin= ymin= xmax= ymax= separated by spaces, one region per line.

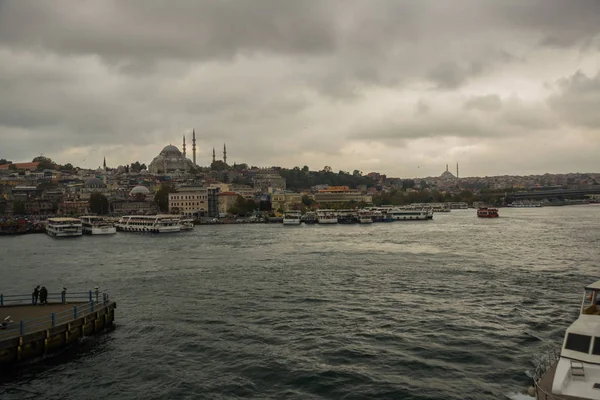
xmin=0 ymin=0 xmax=599 ymax=176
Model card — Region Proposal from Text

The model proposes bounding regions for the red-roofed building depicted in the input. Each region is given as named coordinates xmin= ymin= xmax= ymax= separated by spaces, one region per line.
xmin=0 ymin=162 xmax=40 ymax=171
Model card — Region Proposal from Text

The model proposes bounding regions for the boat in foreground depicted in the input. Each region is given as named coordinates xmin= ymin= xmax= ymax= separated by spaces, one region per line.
xmin=46 ymin=218 xmax=83 ymax=237
xmin=283 ymin=210 xmax=302 ymax=225
xmin=531 ymin=280 xmax=600 ymax=400
xmin=115 ymin=215 xmax=181 ymax=233
xmin=180 ymin=218 xmax=195 ymax=231
xmin=80 ymin=215 xmax=116 ymax=235
xmin=477 ymin=207 xmax=499 ymax=218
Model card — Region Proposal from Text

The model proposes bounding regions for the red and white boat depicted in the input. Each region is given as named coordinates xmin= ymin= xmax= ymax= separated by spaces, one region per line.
xmin=477 ymin=207 xmax=499 ymax=218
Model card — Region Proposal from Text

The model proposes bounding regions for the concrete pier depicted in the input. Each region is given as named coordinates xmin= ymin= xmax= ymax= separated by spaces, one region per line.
xmin=0 ymin=291 xmax=116 ymax=365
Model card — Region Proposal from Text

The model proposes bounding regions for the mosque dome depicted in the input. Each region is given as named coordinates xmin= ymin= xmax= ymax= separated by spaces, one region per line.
xmin=129 ymin=185 xmax=151 ymax=196
xmin=161 ymin=145 xmax=182 ymax=156
xmin=84 ymin=177 xmax=106 ymax=189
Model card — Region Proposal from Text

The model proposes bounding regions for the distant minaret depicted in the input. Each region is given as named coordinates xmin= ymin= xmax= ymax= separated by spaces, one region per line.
xmin=212 ymin=147 xmax=216 ymax=164
xmin=103 ymin=157 xmax=107 ymax=185
xmin=182 ymin=135 xmax=186 ymax=158
xmin=192 ymin=129 xmax=197 ymax=165
xmin=223 ymin=143 xmax=227 ymax=165
xmin=456 ymin=163 xmax=459 ymax=179
xmin=446 ymin=164 xmax=448 ymax=172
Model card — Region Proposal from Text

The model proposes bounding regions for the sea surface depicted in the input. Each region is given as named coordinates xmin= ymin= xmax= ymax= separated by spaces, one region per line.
xmin=0 ymin=206 xmax=599 ymax=400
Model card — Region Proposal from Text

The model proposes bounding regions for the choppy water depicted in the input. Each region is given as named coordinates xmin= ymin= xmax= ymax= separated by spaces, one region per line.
xmin=0 ymin=206 xmax=599 ymax=400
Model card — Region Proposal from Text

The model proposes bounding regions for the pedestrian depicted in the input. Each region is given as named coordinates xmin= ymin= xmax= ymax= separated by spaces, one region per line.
xmin=32 ymin=285 xmax=40 ymax=305
xmin=61 ymin=287 xmax=67 ymax=304
xmin=39 ymin=286 xmax=48 ymax=305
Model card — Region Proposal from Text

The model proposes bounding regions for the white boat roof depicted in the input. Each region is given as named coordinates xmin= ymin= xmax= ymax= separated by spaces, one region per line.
xmin=585 ymin=280 xmax=600 ymax=290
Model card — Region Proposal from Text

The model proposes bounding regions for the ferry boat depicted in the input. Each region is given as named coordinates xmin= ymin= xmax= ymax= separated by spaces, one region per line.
xmin=337 ymin=210 xmax=357 ymax=224
xmin=80 ymin=216 xmax=116 ymax=235
xmin=531 ymin=280 xmax=600 ymax=400
xmin=282 ymin=210 xmax=302 ymax=226
xmin=180 ymin=218 xmax=195 ymax=231
xmin=477 ymin=207 xmax=499 ymax=218
xmin=302 ymin=212 xmax=318 ymax=225
xmin=357 ymin=210 xmax=373 ymax=224
xmin=317 ymin=210 xmax=338 ymax=224
xmin=46 ymin=218 xmax=83 ymax=237
xmin=115 ymin=215 xmax=181 ymax=233
xmin=375 ymin=207 xmax=431 ymax=221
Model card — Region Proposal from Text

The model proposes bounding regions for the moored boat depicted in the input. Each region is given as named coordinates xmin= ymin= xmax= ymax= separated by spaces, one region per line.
xmin=180 ymin=218 xmax=195 ymax=231
xmin=80 ymin=216 xmax=117 ymax=235
xmin=115 ymin=215 xmax=181 ymax=233
xmin=283 ymin=210 xmax=302 ymax=226
xmin=357 ymin=210 xmax=373 ymax=224
xmin=477 ymin=207 xmax=499 ymax=218
xmin=531 ymin=280 xmax=600 ymax=400
xmin=317 ymin=210 xmax=338 ymax=224
xmin=46 ymin=218 xmax=83 ymax=237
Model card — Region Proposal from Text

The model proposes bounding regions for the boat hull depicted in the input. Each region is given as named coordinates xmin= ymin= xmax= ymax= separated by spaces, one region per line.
xmin=83 ymin=226 xmax=117 ymax=235
xmin=283 ymin=219 xmax=301 ymax=225
xmin=46 ymin=230 xmax=82 ymax=238
xmin=317 ymin=219 xmax=338 ymax=224
xmin=115 ymin=225 xmax=181 ymax=233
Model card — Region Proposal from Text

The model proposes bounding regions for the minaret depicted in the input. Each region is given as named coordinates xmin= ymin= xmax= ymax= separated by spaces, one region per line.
xmin=212 ymin=147 xmax=216 ymax=164
xmin=223 ymin=143 xmax=227 ymax=165
xmin=103 ymin=157 xmax=107 ymax=185
xmin=446 ymin=164 xmax=448 ymax=172
xmin=456 ymin=163 xmax=459 ymax=179
xmin=192 ymin=129 xmax=197 ymax=165
xmin=182 ymin=135 xmax=186 ymax=158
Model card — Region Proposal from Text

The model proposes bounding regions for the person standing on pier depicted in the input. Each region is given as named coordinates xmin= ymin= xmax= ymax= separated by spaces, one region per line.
xmin=61 ymin=287 xmax=66 ymax=304
xmin=39 ymin=286 xmax=48 ymax=305
xmin=32 ymin=285 xmax=40 ymax=305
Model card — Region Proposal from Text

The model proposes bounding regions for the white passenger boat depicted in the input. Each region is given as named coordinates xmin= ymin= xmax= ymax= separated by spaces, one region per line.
xmin=80 ymin=216 xmax=116 ymax=235
xmin=375 ymin=207 xmax=431 ymax=221
xmin=282 ymin=210 xmax=302 ymax=225
xmin=531 ymin=280 xmax=600 ymax=400
xmin=180 ymin=218 xmax=194 ymax=231
xmin=357 ymin=210 xmax=373 ymax=224
xmin=46 ymin=218 xmax=83 ymax=237
xmin=316 ymin=210 xmax=338 ymax=224
xmin=115 ymin=215 xmax=181 ymax=233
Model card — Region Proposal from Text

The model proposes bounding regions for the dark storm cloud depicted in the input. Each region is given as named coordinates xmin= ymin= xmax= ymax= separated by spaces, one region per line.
xmin=0 ymin=0 xmax=599 ymax=175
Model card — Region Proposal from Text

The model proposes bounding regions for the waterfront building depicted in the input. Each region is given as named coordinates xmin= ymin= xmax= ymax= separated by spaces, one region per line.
xmin=148 ymin=144 xmax=195 ymax=174
xmin=271 ymin=192 xmax=303 ymax=212
xmin=314 ymin=186 xmax=372 ymax=204
xmin=168 ymin=187 xmax=208 ymax=217
xmin=58 ymin=200 xmax=90 ymax=216
xmin=252 ymin=171 xmax=286 ymax=192
xmin=217 ymin=191 xmax=238 ymax=214
xmin=110 ymin=199 xmax=158 ymax=215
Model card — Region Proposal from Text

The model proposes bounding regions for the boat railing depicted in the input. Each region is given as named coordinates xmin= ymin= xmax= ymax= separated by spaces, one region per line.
xmin=532 ymin=345 xmax=561 ymax=399
xmin=0 ymin=290 xmax=112 ymax=339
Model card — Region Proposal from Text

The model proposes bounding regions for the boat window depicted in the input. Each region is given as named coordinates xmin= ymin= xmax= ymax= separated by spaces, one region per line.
xmin=565 ymin=333 xmax=592 ymax=353
xmin=593 ymin=337 xmax=600 ymax=355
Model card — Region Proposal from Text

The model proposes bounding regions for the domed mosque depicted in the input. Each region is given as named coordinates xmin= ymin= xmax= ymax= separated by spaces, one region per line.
xmin=148 ymin=131 xmax=198 ymax=174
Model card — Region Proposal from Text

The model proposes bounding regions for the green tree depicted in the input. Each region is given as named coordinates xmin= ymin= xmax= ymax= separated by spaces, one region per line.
xmin=34 ymin=156 xmax=56 ymax=171
xmin=402 ymin=179 xmax=416 ymax=190
xmin=211 ymin=160 xmax=229 ymax=171
xmin=0 ymin=159 xmax=9 ymax=165
xmin=12 ymin=201 xmax=26 ymax=215
xmin=60 ymin=163 xmax=74 ymax=171
xmin=154 ymin=182 xmax=177 ymax=212
xmin=89 ymin=193 xmax=109 ymax=215
xmin=302 ymin=195 xmax=315 ymax=207
xmin=130 ymin=161 xmax=146 ymax=173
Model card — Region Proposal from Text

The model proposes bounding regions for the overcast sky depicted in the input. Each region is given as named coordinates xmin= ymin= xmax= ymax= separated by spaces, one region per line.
xmin=1 ymin=1 xmax=599 ymax=177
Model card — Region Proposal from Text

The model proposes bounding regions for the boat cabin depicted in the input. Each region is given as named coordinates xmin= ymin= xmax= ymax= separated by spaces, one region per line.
xmin=551 ymin=280 xmax=600 ymax=399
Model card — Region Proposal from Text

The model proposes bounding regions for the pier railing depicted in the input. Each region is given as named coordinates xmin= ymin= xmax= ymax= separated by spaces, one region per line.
xmin=0 ymin=290 xmax=111 ymax=340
